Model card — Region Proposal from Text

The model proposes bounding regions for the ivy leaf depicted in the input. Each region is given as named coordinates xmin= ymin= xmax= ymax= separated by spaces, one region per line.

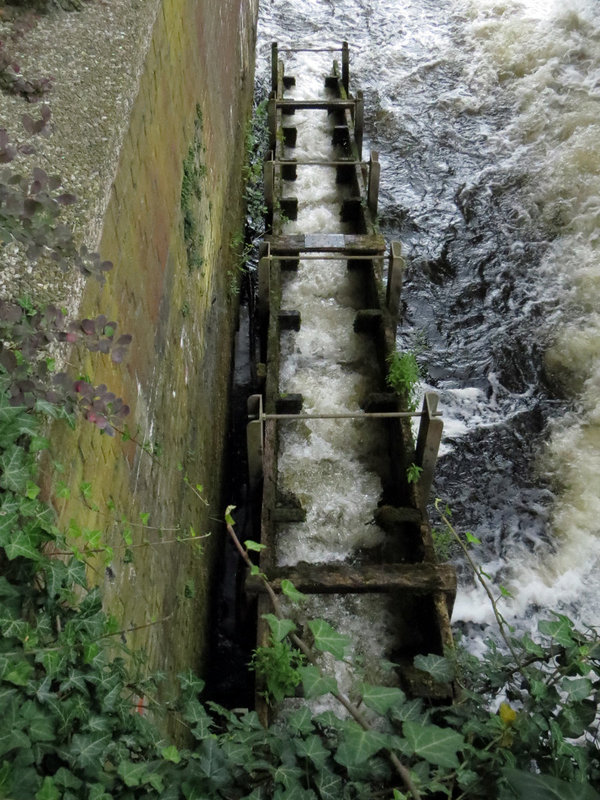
xmin=314 ymin=770 xmax=343 ymax=800
xmin=334 ymin=726 xmax=389 ymax=766
xmin=3 ymin=659 xmax=34 ymax=686
xmin=272 ymin=765 xmax=303 ymax=789
xmin=263 ymin=613 xmax=296 ymax=642
xmin=196 ymin=738 xmax=230 ymax=789
xmin=0 ymin=446 xmax=30 ymax=492
xmin=502 ymin=768 xmax=600 ymax=799
xmin=21 ymin=701 xmax=55 ymax=742
xmin=413 ymin=653 xmax=455 ymax=683
xmin=299 ymin=665 xmax=338 ymax=699
xmin=181 ymin=781 xmax=206 ymax=800
xmin=88 ymin=784 xmax=112 ymax=800
xmin=294 ymin=734 xmax=330 ymax=768
xmin=183 ymin=698 xmax=211 ymax=725
xmin=68 ymin=733 xmax=111 ymax=769
xmin=403 ymin=721 xmax=464 ymax=768
xmin=221 ymin=739 xmax=250 ymax=766
xmin=0 ymin=510 xmax=19 ymax=542
xmin=117 ymin=760 xmax=148 ymax=787
xmin=361 ymin=683 xmax=406 ymax=715
xmin=147 ymin=773 xmax=165 ymax=793
xmin=4 ymin=529 xmax=40 ymax=562
xmin=560 ymin=677 xmax=592 ymax=703
xmin=25 ymin=480 xmax=40 ymax=500
xmin=0 ymin=612 xmax=30 ymax=641
xmin=52 ymin=768 xmax=82 ymax=791
xmin=64 ymin=557 xmax=87 ymax=589
xmin=272 ymin=784 xmax=313 ymax=800
xmin=0 ymin=728 xmax=29 ymax=758
xmin=308 ymin=619 xmax=351 ymax=660
xmin=35 ymin=776 xmax=59 ymax=800
xmin=281 ymin=579 xmax=306 ymax=603
xmin=161 ymin=745 xmax=181 ymax=764
xmin=286 ymin=705 xmax=314 ymax=735
xmin=538 ymin=616 xmax=576 ymax=648
xmin=245 ymin=539 xmax=266 ymax=552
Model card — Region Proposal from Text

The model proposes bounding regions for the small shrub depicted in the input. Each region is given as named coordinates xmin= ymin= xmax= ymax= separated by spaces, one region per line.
xmin=250 ymin=638 xmax=305 ymax=704
xmin=386 ymin=350 xmax=420 ymax=410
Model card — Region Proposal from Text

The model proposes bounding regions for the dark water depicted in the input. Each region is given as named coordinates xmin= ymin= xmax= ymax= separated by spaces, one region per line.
xmin=257 ymin=0 xmax=600 ymax=631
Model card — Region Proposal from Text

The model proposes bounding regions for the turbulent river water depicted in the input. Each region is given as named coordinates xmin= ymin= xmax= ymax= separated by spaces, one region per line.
xmin=255 ymin=0 xmax=600 ymax=641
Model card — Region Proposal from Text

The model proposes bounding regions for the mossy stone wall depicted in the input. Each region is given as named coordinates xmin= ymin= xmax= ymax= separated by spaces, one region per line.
xmin=50 ymin=0 xmax=258 ymax=705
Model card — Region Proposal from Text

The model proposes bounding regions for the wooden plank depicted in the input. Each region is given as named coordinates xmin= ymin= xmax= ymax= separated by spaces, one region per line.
xmin=246 ymin=562 xmax=456 ymax=596
xmin=276 ymin=99 xmax=356 ymax=111
xmin=266 ymin=233 xmax=386 ymax=255
xmin=415 ymin=393 xmax=443 ymax=504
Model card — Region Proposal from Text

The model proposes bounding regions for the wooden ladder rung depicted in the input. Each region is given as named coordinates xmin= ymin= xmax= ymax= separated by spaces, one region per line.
xmin=246 ymin=562 xmax=457 ymax=596
xmin=276 ymin=99 xmax=356 ymax=111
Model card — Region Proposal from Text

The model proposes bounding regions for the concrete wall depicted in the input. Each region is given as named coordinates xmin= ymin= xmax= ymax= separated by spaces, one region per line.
xmin=49 ymin=0 xmax=258 ymax=708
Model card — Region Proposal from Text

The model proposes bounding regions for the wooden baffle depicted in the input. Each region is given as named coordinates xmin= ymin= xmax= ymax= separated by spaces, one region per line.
xmin=248 ymin=42 xmax=453 ymax=723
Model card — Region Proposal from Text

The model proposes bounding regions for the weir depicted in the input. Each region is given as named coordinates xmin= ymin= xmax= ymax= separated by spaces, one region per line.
xmin=245 ymin=44 xmax=456 ymax=718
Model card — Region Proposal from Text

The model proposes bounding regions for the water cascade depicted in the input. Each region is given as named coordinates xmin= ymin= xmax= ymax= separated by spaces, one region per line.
xmin=255 ymin=0 xmax=600 ymax=639
xmin=246 ymin=45 xmax=455 ymax=717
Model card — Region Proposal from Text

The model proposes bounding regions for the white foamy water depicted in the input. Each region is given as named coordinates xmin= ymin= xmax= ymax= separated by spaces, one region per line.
xmin=259 ymin=0 xmax=600 ymax=637
xmin=275 ymin=63 xmax=387 ymax=567
xmin=452 ymin=0 xmax=600 ymax=628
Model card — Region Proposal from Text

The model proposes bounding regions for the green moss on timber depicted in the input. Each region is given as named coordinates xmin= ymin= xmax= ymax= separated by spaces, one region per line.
xmin=181 ymin=105 xmax=206 ymax=272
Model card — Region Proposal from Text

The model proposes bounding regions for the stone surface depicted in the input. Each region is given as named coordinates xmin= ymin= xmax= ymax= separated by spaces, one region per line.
xmin=1 ymin=0 xmax=258 ymax=733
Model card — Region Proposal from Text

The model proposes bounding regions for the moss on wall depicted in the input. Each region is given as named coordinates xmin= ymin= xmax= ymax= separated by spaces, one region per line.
xmin=43 ymin=0 xmax=258 ymax=727
xmin=181 ymin=106 xmax=207 ymax=274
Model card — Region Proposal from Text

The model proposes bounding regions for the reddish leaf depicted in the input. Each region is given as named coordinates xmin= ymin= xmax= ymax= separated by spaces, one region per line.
xmin=56 ymin=193 xmax=76 ymax=206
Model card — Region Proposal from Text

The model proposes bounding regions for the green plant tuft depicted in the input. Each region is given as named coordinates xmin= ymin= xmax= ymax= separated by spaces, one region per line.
xmin=250 ymin=639 xmax=305 ymax=704
xmin=386 ymin=350 xmax=421 ymax=410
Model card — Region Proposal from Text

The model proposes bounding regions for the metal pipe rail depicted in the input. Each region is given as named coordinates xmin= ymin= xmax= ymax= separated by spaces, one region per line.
xmin=251 ymin=411 xmax=442 ymax=421
xmin=278 ymin=47 xmax=345 ymax=53
xmin=262 ymin=253 xmax=386 ymax=261
xmin=275 ymin=99 xmax=356 ymax=110
xmin=275 ymin=160 xmax=368 ymax=166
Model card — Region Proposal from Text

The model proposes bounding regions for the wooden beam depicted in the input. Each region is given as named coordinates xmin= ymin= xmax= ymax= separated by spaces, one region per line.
xmin=271 ymin=42 xmax=278 ymax=94
xmin=415 ymin=393 xmax=444 ymax=504
xmin=246 ymin=562 xmax=456 ymax=596
xmin=276 ymin=99 xmax=356 ymax=111
xmin=342 ymin=41 xmax=350 ymax=94
xmin=266 ymin=233 xmax=386 ymax=255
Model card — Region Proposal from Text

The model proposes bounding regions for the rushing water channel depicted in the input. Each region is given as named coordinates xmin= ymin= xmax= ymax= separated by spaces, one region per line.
xmin=256 ymin=0 xmax=600 ymax=638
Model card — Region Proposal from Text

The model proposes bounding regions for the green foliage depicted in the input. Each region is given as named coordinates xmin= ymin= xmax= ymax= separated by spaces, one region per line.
xmin=431 ymin=526 xmax=454 ymax=561
xmin=227 ymin=98 xmax=269 ymax=297
xmin=242 ymin=98 xmax=269 ymax=225
xmin=386 ymin=350 xmax=421 ymax=410
xmin=1 ymin=301 xmax=598 ymax=799
xmin=406 ymin=462 xmax=423 ymax=484
xmin=2 ymin=400 xmax=600 ymax=799
xmin=0 ymin=112 xmax=131 ymax=433
xmin=250 ymin=638 xmax=305 ymax=704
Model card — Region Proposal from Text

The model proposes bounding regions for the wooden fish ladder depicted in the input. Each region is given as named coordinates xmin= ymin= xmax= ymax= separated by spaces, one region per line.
xmin=246 ymin=43 xmax=456 ymax=720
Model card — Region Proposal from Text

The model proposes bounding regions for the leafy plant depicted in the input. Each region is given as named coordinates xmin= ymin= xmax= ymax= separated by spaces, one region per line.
xmin=387 ymin=350 xmax=421 ymax=410
xmin=406 ymin=462 xmax=423 ymax=484
xmin=0 ymin=12 xmax=52 ymax=101
xmin=242 ymin=97 xmax=268 ymax=226
xmin=1 ymin=398 xmax=599 ymax=799
xmin=251 ymin=636 xmax=305 ymax=704
xmin=224 ymin=512 xmax=600 ymax=799
xmin=0 ymin=118 xmax=131 ymax=432
xmin=431 ymin=527 xmax=454 ymax=561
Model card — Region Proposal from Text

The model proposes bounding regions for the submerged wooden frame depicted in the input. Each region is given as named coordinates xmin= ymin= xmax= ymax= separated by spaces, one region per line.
xmin=247 ymin=42 xmax=455 ymax=722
